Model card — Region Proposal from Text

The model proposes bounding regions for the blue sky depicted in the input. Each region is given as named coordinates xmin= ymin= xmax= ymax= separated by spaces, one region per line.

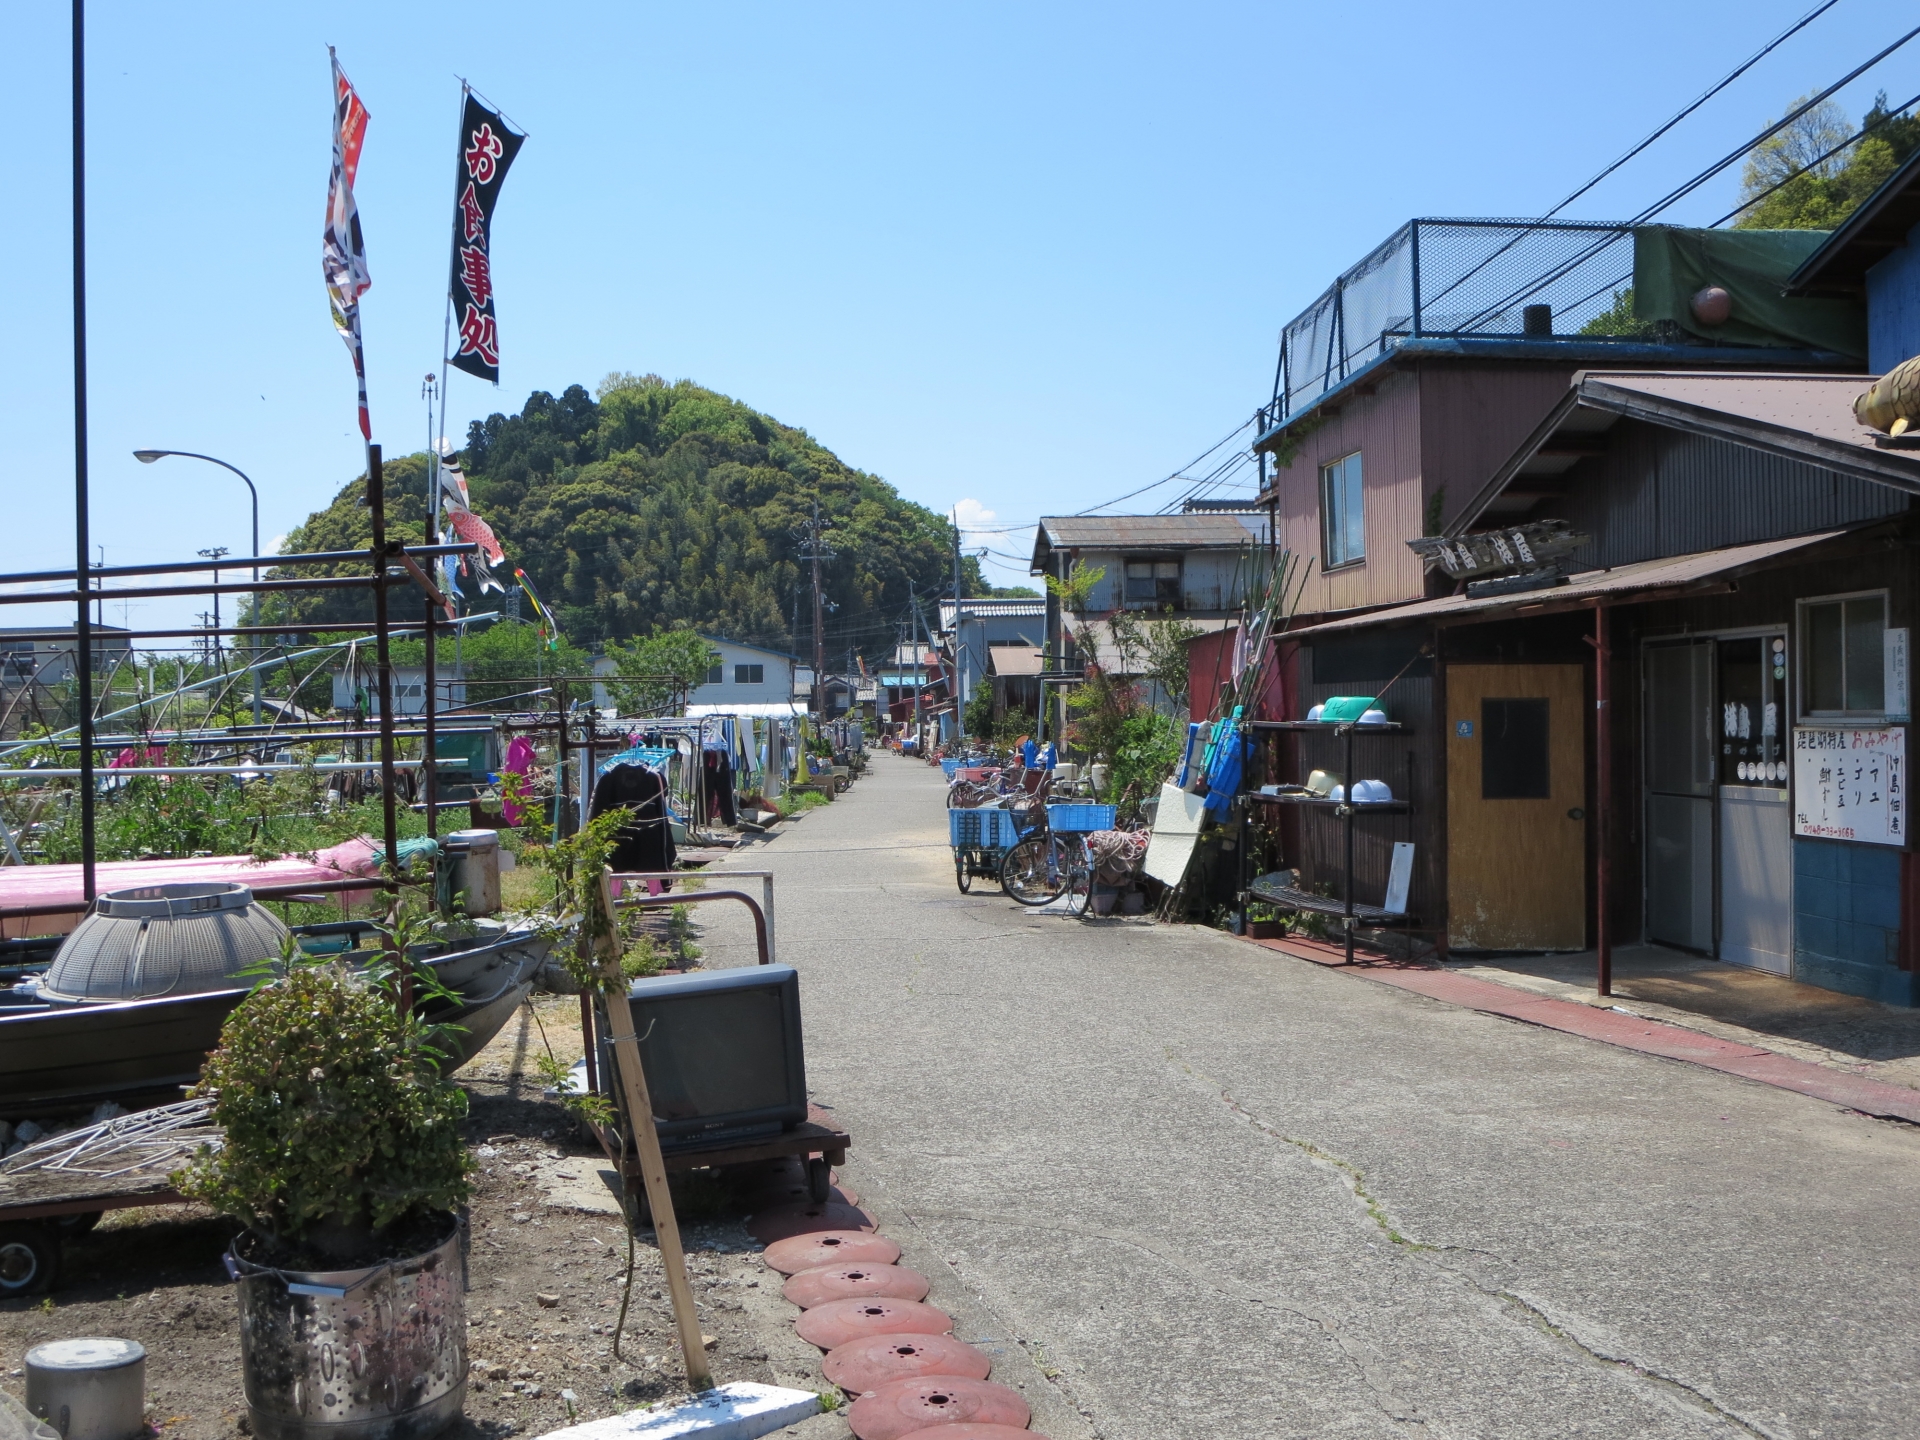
xmin=8 ymin=0 xmax=1920 ymax=632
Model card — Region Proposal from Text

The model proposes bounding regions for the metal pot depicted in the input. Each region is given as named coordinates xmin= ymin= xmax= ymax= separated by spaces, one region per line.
xmin=228 ymin=1214 xmax=465 ymax=1440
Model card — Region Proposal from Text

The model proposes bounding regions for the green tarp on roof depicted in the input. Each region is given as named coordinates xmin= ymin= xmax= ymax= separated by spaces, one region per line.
xmin=1634 ymin=226 xmax=1866 ymax=359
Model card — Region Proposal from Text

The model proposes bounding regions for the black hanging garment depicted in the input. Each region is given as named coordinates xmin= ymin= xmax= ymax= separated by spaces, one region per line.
xmin=588 ymin=763 xmax=676 ymax=878
xmin=703 ymin=750 xmax=737 ymax=826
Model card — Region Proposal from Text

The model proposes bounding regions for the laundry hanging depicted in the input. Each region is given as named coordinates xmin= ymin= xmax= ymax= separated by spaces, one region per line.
xmin=589 ymin=762 xmax=676 ymax=877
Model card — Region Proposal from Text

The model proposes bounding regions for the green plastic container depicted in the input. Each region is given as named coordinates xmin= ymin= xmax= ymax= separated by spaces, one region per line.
xmin=1319 ymin=695 xmax=1377 ymax=723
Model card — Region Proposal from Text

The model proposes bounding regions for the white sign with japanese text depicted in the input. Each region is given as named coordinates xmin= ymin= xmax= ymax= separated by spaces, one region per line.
xmin=1793 ymin=726 xmax=1906 ymax=846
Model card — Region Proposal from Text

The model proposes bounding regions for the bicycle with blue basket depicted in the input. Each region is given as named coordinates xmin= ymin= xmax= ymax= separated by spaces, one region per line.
xmin=950 ymin=783 xmax=1117 ymax=911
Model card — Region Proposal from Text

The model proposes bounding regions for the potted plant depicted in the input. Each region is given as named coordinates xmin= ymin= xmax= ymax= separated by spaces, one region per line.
xmin=1244 ymin=903 xmax=1285 ymax=940
xmin=177 ymin=948 xmax=472 ymax=1440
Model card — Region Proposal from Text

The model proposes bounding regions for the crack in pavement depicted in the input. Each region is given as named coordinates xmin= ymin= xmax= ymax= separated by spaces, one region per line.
xmin=1169 ymin=1054 xmax=1779 ymax=1439
xmin=901 ymin=1204 xmax=1428 ymax=1427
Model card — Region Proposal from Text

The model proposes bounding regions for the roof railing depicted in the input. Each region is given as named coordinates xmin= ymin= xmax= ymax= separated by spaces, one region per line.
xmin=1265 ymin=218 xmax=1646 ymax=425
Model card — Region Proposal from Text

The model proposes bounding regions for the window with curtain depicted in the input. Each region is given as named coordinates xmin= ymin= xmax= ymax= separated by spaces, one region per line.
xmin=1321 ymin=451 xmax=1365 ymax=567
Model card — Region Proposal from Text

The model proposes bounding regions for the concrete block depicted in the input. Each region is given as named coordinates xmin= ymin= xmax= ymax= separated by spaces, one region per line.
xmin=1797 ymin=913 xmax=1838 ymax=959
xmin=1797 ymin=880 xmax=1840 ymax=920
xmin=1795 ymin=948 xmax=1920 ymax=1005
xmin=1795 ymin=837 xmax=1838 ymax=882
xmin=1836 ymin=922 xmax=1875 ymax=966
xmin=1852 ymin=843 xmax=1903 ymax=889
xmin=1853 ymin=881 xmax=1902 ymax=932
xmin=533 ymin=1384 xmax=820 ymax=1440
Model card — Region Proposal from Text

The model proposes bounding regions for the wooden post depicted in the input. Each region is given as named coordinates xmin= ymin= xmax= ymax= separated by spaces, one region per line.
xmin=594 ymin=868 xmax=713 ymax=1391
xmin=1593 ymin=601 xmax=1613 ymax=998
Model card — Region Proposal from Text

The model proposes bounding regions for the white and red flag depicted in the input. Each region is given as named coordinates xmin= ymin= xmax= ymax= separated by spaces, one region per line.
xmin=436 ymin=452 xmax=506 ymax=598
xmin=323 ymin=50 xmax=373 ymax=440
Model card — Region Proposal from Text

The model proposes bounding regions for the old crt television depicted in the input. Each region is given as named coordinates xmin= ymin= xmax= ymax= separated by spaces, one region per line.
xmin=619 ymin=964 xmax=807 ymax=1147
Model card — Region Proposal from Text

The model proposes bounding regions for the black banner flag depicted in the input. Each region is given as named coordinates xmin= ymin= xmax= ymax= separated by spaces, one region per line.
xmin=447 ymin=92 xmax=525 ymax=383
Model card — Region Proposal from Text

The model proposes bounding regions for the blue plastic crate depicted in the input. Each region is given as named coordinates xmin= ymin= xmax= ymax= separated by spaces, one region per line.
xmin=940 ymin=758 xmax=962 ymax=779
xmin=1047 ymin=803 xmax=1117 ymax=833
xmin=950 ymin=807 xmax=1019 ymax=849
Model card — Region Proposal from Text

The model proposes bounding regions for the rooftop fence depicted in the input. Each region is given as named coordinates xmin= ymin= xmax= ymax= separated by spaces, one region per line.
xmin=1269 ymin=219 xmax=1642 ymax=422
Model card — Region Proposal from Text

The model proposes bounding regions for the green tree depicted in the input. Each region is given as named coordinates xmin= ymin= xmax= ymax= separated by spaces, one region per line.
xmin=1735 ymin=92 xmax=1920 ymax=231
xmin=266 ymin=378 xmax=981 ymax=672
xmin=602 ymin=628 xmax=719 ymax=714
xmin=1579 ymin=288 xmax=1659 ymax=338
xmin=964 ymin=679 xmax=996 ymax=740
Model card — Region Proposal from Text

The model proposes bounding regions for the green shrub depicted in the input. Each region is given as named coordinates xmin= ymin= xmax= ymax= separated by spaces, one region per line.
xmin=176 ymin=962 xmax=471 ymax=1239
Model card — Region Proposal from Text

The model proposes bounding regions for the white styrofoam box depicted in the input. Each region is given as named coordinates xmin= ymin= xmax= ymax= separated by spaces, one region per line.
xmin=533 ymin=1384 xmax=820 ymax=1440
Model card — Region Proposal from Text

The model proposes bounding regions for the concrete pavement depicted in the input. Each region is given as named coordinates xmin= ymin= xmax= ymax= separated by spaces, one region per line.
xmin=701 ymin=754 xmax=1920 ymax=1440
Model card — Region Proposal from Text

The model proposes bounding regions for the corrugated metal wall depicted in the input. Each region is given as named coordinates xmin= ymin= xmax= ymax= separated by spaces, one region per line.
xmin=1550 ymin=423 xmax=1910 ymax=570
xmin=1419 ymin=364 xmax=1581 ymax=532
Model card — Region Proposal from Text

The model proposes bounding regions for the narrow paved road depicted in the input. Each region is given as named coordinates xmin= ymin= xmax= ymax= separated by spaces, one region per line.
xmin=702 ymin=754 xmax=1920 ymax=1440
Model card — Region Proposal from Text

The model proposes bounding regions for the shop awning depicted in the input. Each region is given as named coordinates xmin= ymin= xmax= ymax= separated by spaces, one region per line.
xmin=1282 ymin=525 xmax=1873 ymax=640
xmin=986 ymin=647 xmax=1045 ymax=676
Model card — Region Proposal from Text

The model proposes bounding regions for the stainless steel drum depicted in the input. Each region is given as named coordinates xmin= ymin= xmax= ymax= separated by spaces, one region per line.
xmin=229 ymin=1215 xmax=466 ymax=1440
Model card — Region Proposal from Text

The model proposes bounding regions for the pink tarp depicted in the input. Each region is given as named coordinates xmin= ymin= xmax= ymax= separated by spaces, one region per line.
xmin=0 ymin=838 xmax=383 ymax=938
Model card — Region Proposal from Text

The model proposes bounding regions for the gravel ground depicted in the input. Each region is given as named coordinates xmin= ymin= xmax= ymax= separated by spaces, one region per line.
xmin=0 ymin=992 xmax=843 ymax=1440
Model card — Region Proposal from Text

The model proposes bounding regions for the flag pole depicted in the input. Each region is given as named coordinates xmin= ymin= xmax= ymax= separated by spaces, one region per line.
xmin=434 ymin=82 xmax=469 ymax=692
xmin=73 ymin=0 xmax=96 ymax=905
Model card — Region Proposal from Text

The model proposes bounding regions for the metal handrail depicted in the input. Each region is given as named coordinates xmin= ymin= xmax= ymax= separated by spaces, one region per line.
xmin=608 ymin=878 xmax=774 ymax=967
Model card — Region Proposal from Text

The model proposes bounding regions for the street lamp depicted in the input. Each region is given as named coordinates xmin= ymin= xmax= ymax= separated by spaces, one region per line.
xmin=134 ymin=450 xmax=262 ymax=723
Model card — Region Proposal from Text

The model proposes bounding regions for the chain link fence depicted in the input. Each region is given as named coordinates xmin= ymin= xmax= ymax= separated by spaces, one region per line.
xmin=1271 ymin=219 xmax=1640 ymax=421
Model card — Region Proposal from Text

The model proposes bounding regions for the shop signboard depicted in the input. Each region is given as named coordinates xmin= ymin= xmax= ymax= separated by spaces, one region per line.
xmin=1792 ymin=725 xmax=1906 ymax=846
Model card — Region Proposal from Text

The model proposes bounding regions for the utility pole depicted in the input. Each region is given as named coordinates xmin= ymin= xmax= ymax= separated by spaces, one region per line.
xmin=794 ymin=500 xmax=834 ymax=715
xmin=909 ymin=582 xmax=923 ymax=742
xmin=198 ymin=547 xmax=229 ymax=670
xmin=950 ymin=510 xmax=965 ymax=722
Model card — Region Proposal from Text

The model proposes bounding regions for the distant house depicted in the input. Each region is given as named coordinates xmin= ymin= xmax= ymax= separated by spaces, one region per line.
xmin=331 ymin=665 xmax=466 ymax=715
xmin=0 ymin=626 xmax=133 ymax=687
xmin=1028 ymin=513 xmax=1269 ymax=721
xmin=685 ymin=638 xmax=803 ymax=710
xmin=880 ymin=642 xmax=947 ymax=727
xmin=937 ymin=598 xmax=1046 ymax=723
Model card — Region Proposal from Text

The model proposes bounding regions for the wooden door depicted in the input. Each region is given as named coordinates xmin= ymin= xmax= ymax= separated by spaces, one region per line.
xmin=1446 ymin=664 xmax=1586 ymax=949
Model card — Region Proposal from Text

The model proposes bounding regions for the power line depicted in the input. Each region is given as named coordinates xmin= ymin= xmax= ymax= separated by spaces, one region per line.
xmin=1073 ymin=413 xmax=1260 ymax=515
xmin=1454 ymin=22 xmax=1920 ymax=334
xmin=1542 ymin=0 xmax=1845 ymax=220
xmin=1630 ymin=22 xmax=1920 ymax=225
xmin=1713 ymin=85 xmax=1920 ymax=224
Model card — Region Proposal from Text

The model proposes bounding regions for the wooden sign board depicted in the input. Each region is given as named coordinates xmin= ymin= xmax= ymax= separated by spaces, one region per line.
xmin=1792 ymin=726 xmax=1906 ymax=847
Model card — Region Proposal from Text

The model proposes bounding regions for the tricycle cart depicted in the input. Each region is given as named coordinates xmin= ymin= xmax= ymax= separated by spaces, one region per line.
xmin=949 ymin=807 xmax=1021 ymax=893
xmin=580 ymin=877 xmax=850 ymax=1213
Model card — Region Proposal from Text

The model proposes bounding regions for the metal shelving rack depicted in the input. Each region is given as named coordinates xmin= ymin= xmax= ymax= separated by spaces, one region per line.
xmin=1245 ymin=719 xmax=1415 ymax=964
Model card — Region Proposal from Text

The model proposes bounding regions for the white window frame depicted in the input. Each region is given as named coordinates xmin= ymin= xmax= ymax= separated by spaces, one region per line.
xmin=1796 ymin=588 xmax=1889 ymax=722
xmin=1321 ymin=451 xmax=1365 ymax=569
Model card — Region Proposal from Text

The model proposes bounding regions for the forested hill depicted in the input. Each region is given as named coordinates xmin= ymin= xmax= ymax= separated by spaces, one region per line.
xmin=267 ymin=374 xmax=997 ymax=658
